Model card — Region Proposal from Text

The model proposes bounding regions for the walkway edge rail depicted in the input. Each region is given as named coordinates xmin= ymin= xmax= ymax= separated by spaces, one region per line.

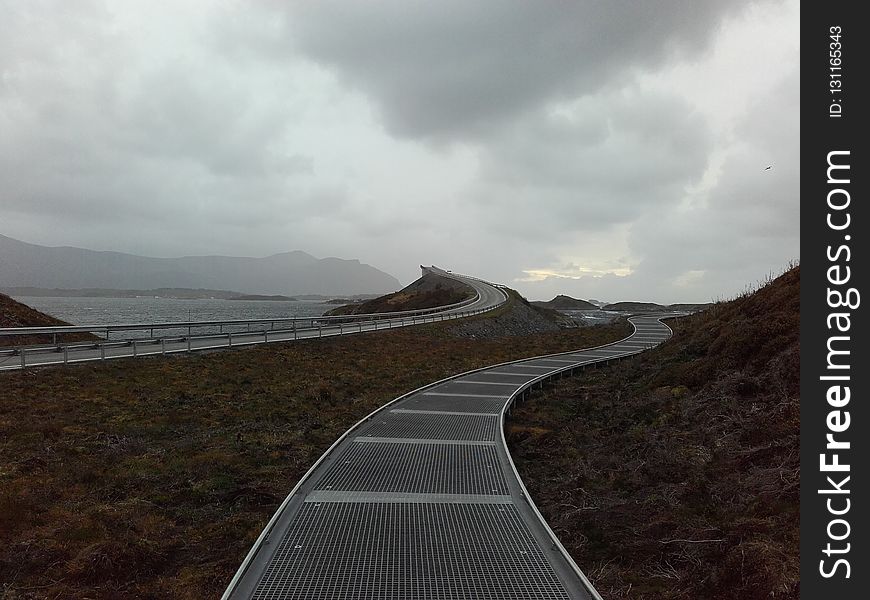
xmin=498 ymin=316 xmax=676 ymax=600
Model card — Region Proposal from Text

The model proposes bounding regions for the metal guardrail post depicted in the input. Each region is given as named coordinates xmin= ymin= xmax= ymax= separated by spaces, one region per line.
xmin=318 ymin=325 xmax=322 ymax=338
xmin=63 ymin=346 xmax=69 ymax=364
xmin=132 ymin=340 xmax=137 ymax=357
xmin=187 ymin=336 xmax=192 ymax=352
xmin=20 ymin=348 xmax=25 ymax=369
xmin=228 ymin=333 xmax=233 ymax=347
xmin=264 ymin=331 xmax=268 ymax=343
xmin=100 ymin=344 xmax=106 ymax=360
xmin=161 ymin=339 xmax=166 ymax=354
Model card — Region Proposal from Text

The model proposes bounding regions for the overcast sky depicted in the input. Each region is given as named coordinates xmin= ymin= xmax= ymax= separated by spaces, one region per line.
xmin=1 ymin=0 xmax=799 ymax=302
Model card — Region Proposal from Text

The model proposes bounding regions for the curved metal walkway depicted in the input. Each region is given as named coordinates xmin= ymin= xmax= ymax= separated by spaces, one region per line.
xmin=224 ymin=275 xmax=674 ymax=599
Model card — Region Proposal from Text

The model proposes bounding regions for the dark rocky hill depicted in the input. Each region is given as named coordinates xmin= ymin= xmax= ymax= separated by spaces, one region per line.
xmin=0 ymin=293 xmax=99 ymax=346
xmin=325 ymin=271 xmax=474 ymax=315
xmin=531 ymin=295 xmax=597 ymax=310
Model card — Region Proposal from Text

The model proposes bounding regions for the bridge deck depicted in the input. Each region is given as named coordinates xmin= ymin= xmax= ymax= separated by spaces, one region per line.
xmin=225 ymin=314 xmax=673 ymax=599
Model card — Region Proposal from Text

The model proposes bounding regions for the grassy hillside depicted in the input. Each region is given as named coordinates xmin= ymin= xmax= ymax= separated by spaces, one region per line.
xmin=532 ymin=295 xmax=597 ymax=310
xmin=0 ymin=307 xmax=631 ymax=599
xmin=508 ymin=265 xmax=799 ymax=599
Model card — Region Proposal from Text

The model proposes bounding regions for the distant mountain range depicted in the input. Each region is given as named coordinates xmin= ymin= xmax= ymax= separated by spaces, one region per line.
xmin=0 ymin=234 xmax=401 ymax=296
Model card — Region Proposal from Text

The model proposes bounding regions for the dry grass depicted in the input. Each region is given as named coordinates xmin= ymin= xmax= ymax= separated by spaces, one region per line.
xmin=508 ymin=266 xmax=800 ymax=599
xmin=0 ymin=315 xmax=631 ymax=599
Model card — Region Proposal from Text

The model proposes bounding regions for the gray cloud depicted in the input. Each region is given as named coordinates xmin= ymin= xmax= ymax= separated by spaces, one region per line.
xmin=273 ymin=0 xmax=753 ymax=141
xmin=520 ymin=67 xmax=800 ymax=302
xmin=0 ymin=3 xmax=323 ymax=242
xmin=469 ymin=88 xmax=714 ymax=241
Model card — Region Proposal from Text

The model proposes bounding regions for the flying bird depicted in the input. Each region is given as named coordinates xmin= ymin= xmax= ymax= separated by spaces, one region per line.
xmin=764 ymin=165 xmax=773 ymax=170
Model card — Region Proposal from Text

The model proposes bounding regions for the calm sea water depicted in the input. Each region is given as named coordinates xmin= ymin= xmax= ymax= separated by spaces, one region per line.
xmin=15 ymin=296 xmax=335 ymax=328
xmin=560 ymin=309 xmax=623 ymax=325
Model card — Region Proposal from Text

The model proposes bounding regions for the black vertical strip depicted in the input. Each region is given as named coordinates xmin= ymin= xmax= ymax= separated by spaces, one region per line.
xmin=801 ymin=3 xmax=868 ymax=598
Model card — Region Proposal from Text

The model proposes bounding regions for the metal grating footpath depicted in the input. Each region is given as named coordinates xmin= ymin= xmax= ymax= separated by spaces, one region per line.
xmin=361 ymin=412 xmax=500 ymax=441
xmin=315 ymin=442 xmax=509 ymax=495
xmin=224 ymin=306 xmax=675 ymax=600
xmin=399 ymin=392 xmax=510 ymax=414
xmin=253 ymin=503 xmax=571 ymax=600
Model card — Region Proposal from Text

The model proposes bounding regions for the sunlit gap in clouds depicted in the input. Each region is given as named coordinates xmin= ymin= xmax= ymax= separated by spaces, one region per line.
xmin=516 ymin=265 xmax=634 ymax=283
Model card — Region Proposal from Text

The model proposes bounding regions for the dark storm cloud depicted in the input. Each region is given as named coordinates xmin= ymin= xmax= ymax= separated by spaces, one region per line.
xmin=250 ymin=0 xmax=754 ymax=271
xmin=276 ymin=0 xmax=753 ymax=141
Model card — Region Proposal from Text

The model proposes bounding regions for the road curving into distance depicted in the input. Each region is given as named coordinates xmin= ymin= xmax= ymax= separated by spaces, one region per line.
xmin=0 ymin=268 xmax=506 ymax=370
xmin=223 ymin=271 xmax=675 ymax=600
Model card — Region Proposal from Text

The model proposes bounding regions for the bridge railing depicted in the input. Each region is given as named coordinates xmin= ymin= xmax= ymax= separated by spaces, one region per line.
xmin=0 ymin=289 xmax=480 ymax=345
xmin=0 ymin=274 xmax=510 ymax=369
